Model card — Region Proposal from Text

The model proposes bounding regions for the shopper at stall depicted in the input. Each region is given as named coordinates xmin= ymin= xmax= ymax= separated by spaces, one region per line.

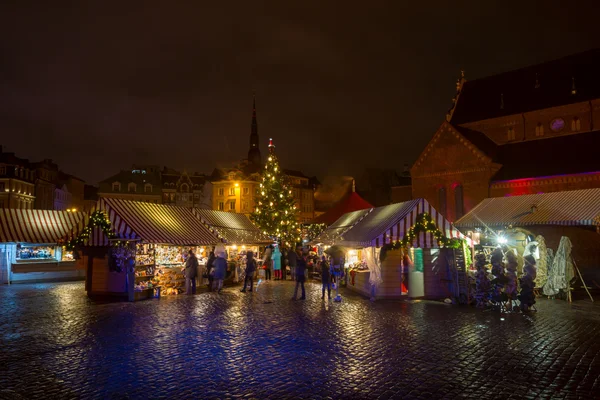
xmin=184 ymin=249 xmax=199 ymax=295
xmin=212 ymin=250 xmax=227 ymax=294
xmin=273 ymin=246 xmax=282 ymax=280
xmin=320 ymin=255 xmax=332 ymax=300
xmin=292 ymin=247 xmax=307 ymax=300
xmin=263 ymin=245 xmax=273 ymax=280
xmin=205 ymin=250 xmax=216 ymax=291
xmin=241 ymin=251 xmax=257 ymax=292
xmin=288 ymin=245 xmax=298 ymax=281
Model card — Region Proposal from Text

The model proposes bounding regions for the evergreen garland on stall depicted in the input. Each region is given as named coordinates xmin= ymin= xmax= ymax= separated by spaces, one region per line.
xmin=379 ymin=212 xmax=467 ymax=262
xmin=250 ymin=139 xmax=301 ymax=246
xmin=304 ymin=223 xmax=327 ymax=242
xmin=65 ymin=210 xmax=116 ymax=250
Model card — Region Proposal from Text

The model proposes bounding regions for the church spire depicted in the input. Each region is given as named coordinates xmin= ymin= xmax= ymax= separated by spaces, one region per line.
xmin=248 ymin=93 xmax=262 ymax=166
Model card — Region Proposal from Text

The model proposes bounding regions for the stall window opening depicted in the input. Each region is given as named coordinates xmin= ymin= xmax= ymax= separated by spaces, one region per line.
xmin=16 ymin=245 xmax=55 ymax=261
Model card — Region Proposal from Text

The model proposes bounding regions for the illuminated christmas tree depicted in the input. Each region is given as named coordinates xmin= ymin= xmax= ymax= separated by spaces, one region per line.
xmin=250 ymin=138 xmax=300 ymax=246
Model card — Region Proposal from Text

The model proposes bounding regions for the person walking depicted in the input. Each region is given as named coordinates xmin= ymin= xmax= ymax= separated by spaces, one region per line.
xmin=320 ymin=255 xmax=332 ymax=300
xmin=205 ymin=250 xmax=216 ymax=291
xmin=287 ymin=245 xmax=298 ymax=281
xmin=184 ymin=249 xmax=199 ymax=295
xmin=273 ymin=246 xmax=282 ymax=280
xmin=212 ymin=250 xmax=227 ymax=294
xmin=292 ymin=247 xmax=307 ymax=300
xmin=241 ymin=251 xmax=257 ymax=292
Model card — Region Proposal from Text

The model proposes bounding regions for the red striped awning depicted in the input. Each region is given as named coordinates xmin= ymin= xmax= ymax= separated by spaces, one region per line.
xmin=318 ymin=198 xmax=468 ymax=248
xmin=0 ymin=209 xmax=86 ymax=244
xmin=86 ymin=198 xmax=222 ymax=246
xmin=455 ymin=188 xmax=600 ymax=229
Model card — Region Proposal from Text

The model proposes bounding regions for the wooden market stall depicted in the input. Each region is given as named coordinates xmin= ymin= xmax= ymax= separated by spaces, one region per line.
xmin=314 ymin=198 xmax=470 ymax=301
xmin=0 ymin=209 xmax=86 ymax=284
xmin=81 ymin=198 xmax=222 ymax=301
xmin=455 ymin=188 xmax=600 ymax=295
xmin=192 ymin=209 xmax=272 ymax=283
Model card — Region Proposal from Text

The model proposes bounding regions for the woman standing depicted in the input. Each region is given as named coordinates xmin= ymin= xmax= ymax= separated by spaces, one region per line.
xmin=273 ymin=246 xmax=282 ymax=280
xmin=212 ymin=250 xmax=227 ymax=294
xmin=263 ymin=246 xmax=273 ymax=280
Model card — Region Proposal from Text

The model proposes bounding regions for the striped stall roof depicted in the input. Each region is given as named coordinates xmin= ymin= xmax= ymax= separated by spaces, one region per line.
xmin=317 ymin=199 xmax=466 ymax=248
xmin=313 ymin=209 xmax=372 ymax=245
xmin=192 ymin=209 xmax=272 ymax=244
xmin=86 ymin=198 xmax=222 ymax=246
xmin=0 ymin=209 xmax=86 ymax=244
xmin=455 ymin=188 xmax=600 ymax=229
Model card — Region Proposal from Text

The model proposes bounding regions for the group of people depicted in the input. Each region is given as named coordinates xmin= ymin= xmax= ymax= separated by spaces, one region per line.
xmin=183 ymin=244 xmax=345 ymax=301
xmin=183 ymin=248 xmax=227 ymax=295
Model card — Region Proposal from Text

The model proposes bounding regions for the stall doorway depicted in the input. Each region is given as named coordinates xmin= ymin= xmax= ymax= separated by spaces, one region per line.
xmin=408 ymin=248 xmax=425 ymax=297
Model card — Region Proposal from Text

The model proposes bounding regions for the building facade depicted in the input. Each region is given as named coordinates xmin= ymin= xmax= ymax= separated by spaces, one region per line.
xmin=411 ymin=48 xmax=600 ymax=222
xmin=0 ymin=147 xmax=36 ymax=209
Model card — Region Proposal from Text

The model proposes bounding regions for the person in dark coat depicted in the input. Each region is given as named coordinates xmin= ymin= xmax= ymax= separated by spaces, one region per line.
xmin=292 ymin=248 xmax=307 ymax=300
xmin=205 ymin=250 xmax=216 ymax=291
xmin=241 ymin=251 xmax=257 ymax=292
xmin=212 ymin=250 xmax=227 ymax=294
xmin=287 ymin=245 xmax=298 ymax=281
xmin=320 ymin=255 xmax=332 ymax=300
xmin=184 ymin=249 xmax=199 ymax=295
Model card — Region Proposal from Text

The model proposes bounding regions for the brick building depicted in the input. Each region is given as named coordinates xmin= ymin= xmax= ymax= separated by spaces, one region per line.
xmin=411 ymin=48 xmax=600 ymax=222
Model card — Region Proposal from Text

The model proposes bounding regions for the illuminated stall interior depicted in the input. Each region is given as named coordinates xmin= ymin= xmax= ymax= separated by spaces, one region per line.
xmin=0 ymin=209 xmax=86 ymax=283
xmin=82 ymin=198 xmax=221 ymax=301
xmin=314 ymin=199 xmax=470 ymax=301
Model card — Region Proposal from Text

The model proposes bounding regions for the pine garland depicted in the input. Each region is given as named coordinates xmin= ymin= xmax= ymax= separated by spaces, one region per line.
xmin=65 ymin=210 xmax=116 ymax=250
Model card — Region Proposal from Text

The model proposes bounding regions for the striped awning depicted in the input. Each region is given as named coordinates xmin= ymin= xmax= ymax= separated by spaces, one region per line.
xmin=192 ymin=209 xmax=272 ymax=245
xmin=312 ymin=209 xmax=371 ymax=245
xmin=0 ymin=209 xmax=85 ymax=244
xmin=455 ymin=188 xmax=600 ymax=229
xmin=317 ymin=198 xmax=466 ymax=248
xmin=86 ymin=198 xmax=222 ymax=246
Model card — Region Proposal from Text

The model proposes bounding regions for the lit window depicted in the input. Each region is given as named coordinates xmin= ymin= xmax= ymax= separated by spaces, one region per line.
xmin=218 ymin=188 xmax=224 ymax=196
xmin=229 ymin=200 xmax=236 ymax=211
xmin=243 ymin=187 xmax=249 ymax=195
xmin=535 ymin=123 xmax=544 ymax=137
xmin=229 ymin=187 xmax=235 ymax=196
xmin=507 ymin=127 xmax=516 ymax=141
xmin=571 ymin=117 xmax=581 ymax=132
xmin=218 ymin=202 xmax=224 ymax=211
xmin=112 ymin=182 xmax=121 ymax=192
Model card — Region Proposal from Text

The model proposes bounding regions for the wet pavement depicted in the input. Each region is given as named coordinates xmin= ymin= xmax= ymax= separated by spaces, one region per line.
xmin=1 ymin=281 xmax=599 ymax=400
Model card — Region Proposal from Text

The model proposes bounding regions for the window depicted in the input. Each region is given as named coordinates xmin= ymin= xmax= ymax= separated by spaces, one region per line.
xmin=243 ymin=187 xmax=249 ymax=195
xmin=0 ymin=166 xmax=5 ymax=175
xmin=229 ymin=200 xmax=236 ymax=211
xmin=229 ymin=187 xmax=235 ymax=196
xmin=438 ymin=187 xmax=447 ymax=216
xmin=112 ymin=182 xmax=121 ymax=192
xmin=144 ymin=183 xmax=152 ymax=193
xmin=218 ymin=201 xmax=224 ymax=211
xmin=507 ymin=127 xmax=516 ymax=141
xmin=0 ymin=182 xmax=4 ymax=192
xmin=535 ymin=123 xmax=544 ymax=137
xmin=571 ymin=117 xmax=581 ymax=132
xmin=454 ymin=184 xmax=464 ymax=220
xmin=181 ymin=183 xmax=189 ymax=193
xmin=218 ymin=188 xmax=224 ymax=196
xmin=128 ymin=182 xmax=137 ymax=192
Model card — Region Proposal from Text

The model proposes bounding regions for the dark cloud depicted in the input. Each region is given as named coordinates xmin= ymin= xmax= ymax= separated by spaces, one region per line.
xmin=1 ymin=1 xmax=599 ymax=184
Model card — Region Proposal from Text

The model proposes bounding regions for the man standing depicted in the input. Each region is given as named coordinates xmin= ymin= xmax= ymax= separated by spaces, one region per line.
xmin=287 ymin=245 xmax=298 ymax=281
xmin=292 ymin=247 xmax=307 ymax=300
xmin=184 ymin=249 xmax=199 ymax=295
xmin=241 ymin=251 xmax=257 ymax=293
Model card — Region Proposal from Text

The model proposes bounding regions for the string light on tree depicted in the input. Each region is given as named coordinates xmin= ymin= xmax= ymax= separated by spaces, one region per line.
xmin=250 ymin=138 xmax=300 ymax=245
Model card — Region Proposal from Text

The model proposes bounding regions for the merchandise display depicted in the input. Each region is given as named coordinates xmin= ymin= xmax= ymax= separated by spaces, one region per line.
xmin=16 ymin=245 xmax=55 ymax=260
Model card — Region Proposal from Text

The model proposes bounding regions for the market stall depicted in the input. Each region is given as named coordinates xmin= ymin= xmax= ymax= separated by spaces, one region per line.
xmin=80 ymin=198 xmax=222 ymax=301
xmin=314 ymin=198 xmax=470 ymax=301
xmin=192 ymin=209 xmax=273 ymax=282
xmin=455 ymin=188 xmax=600 ymax=302
xmin=0 ymin=209 xmax=86 ymax=283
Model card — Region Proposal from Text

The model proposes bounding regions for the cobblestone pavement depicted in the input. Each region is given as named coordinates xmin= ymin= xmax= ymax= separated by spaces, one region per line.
xmin=1 ymin=281 xmax=599 ymax=400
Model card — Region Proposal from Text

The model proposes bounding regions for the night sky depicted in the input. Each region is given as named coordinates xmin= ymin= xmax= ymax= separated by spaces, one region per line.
xmin=1 ymin=2 xmax=599 ymax=185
